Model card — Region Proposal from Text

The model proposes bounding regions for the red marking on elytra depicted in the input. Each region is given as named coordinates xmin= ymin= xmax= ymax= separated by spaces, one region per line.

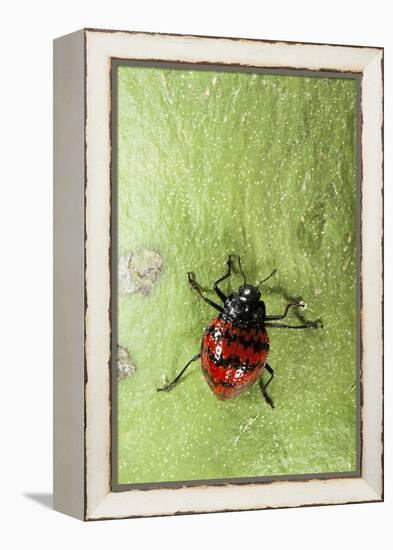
xmin=201 ymin=317 xmax=269 ymax=401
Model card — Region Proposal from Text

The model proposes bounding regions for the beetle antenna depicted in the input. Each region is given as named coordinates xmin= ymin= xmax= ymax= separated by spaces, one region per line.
xmin=257 ymin=269 xmax=277 ymax=289
xmin=237 ymin=255 xmax=247 ymax=285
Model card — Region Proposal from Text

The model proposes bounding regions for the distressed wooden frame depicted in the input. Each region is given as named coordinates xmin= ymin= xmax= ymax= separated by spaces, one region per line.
xmin=53 ymin=28 xmax=383 ymax=521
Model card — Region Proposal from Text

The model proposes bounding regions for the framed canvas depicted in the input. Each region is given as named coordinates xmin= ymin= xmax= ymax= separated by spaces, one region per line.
xmin=53 ymin=28 xmax=384 ymax=520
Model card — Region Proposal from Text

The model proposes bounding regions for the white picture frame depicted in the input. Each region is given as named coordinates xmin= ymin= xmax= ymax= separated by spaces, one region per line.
xmin=53 ymin=28 xmax=383 ymax=520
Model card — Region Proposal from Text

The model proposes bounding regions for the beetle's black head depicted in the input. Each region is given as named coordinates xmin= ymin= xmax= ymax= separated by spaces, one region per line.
xmin=220 ymin=260 xmax=277 ymax=327
xmin=223 ymin=288 xmax=265 ymax=327
xmin=238 ymin=284 xmax=261 ymax=303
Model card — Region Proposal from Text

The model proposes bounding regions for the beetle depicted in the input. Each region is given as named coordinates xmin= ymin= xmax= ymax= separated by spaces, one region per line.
xmin=157 ymin=255 xmax=322 ymax=407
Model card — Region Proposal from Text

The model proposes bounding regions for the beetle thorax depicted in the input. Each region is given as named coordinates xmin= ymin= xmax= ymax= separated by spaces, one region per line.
xmin=222 ymin=285 xmax=266 ymax=326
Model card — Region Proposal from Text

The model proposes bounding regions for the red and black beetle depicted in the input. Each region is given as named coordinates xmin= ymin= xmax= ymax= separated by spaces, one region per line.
xmin=158 ymin=255 xmax=322 ymax=408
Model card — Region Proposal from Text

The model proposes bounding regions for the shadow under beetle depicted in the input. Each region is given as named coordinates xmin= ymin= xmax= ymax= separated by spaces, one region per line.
xmin=157 ymin=255 xmax=322 ymax=408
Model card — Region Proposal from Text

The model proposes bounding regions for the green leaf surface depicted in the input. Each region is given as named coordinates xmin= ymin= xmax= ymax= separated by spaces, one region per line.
xmin=116 ymin=65 xmax=357 ymax=484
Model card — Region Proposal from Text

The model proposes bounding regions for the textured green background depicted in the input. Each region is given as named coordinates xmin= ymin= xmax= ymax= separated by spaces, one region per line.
xmin=116 ymin=65 xmax=358 ymax=484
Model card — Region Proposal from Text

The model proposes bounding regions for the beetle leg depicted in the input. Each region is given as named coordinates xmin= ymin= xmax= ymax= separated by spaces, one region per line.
xmin=264 ymin=320 xmax=323 ymax=329
xmin=265 ymin=301 xmax=305 ymax=321
xmin=187 ymin=272 xmax=223 ymax=312
xmin=213 ymin=254 xmax=236 ymax=302
xmin=259 ymin=364 xmax=275 ymax=409
xmin=157 ymin=353 xmax=201 ymax=393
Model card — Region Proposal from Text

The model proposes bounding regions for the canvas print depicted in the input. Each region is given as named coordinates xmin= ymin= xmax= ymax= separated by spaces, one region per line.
xmin=112 ymin=62 xmax=359 ymax=487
